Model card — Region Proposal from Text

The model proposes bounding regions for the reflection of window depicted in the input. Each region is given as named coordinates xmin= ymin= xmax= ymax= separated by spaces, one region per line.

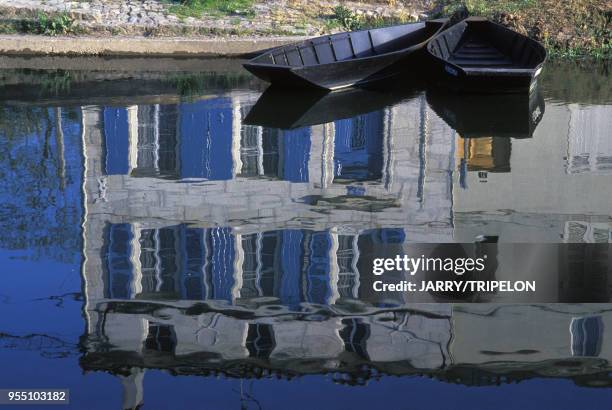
xmin=246 ymin=324 xmax=275 ymax=359
xmin=104 ymin=223 xmax=133 ymax=299
xmin=240 ymin=233 xmax=261 ymax=299
xmin=350 ymin=116 xmax=367 ymax=150
xmin=239 ymin=128 xmax=281 ymax=178
xmin=182 ymin=228 xmax=206 ymax=300
xmin=139 ymin=227 xmax=180 ymax=297
xmin=333 ymin=111 xmax=384 ymax=182
xmin=340 ymin=318 xmax=370 ymax=360
xmin=570 ymin=316 xmax=603 ymax=357
xmin=337 ymin=235 xmax=359 ymax=299
xmin=239 ymin=125 xmax=264 ymax=177
xmin=258 ymin=232 xmax=281 ymax=296
xmin=304 ymin=232 xmax=332 ymax=304
xmin=564 ymin=222 xmax=611 ymax=243
xmin=144 ymin=323 xmax=176 ymax=353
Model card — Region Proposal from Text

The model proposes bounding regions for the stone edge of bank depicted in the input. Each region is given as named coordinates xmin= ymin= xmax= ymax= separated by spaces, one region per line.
xmin=0 ymin=34 xmax=310 ymax=57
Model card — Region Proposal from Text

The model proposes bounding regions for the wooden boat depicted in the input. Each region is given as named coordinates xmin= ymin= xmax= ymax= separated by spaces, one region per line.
xmin=426 ymin=17 xmax=546 ymax=91
xmin=243 ymin=19 xmax=449 ymax=90
xmin=426 ymin=86 xmax=545 ymax=139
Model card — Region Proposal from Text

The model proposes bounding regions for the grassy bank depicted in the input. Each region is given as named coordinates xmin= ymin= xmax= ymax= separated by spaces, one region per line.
xmin=0 ymin=0 xmax=608 ymax=59
xmin=168 ymin=0 xmax=255 ymax=19
xmin=432 ymin=0 xmax=611 ymax=59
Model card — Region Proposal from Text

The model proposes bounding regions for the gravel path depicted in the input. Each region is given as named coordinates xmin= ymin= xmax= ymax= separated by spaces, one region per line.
xmin=0 ymin=0 xmax=432 ymax=37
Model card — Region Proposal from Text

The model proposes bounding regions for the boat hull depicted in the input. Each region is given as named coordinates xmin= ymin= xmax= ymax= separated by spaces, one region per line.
xmin=244 ymin=19 xmax=449 ymax=90
xmin=244 ymin=50 xmax=413 ymax=90
xmin=426 ymin=17 xmax=546 ymax=92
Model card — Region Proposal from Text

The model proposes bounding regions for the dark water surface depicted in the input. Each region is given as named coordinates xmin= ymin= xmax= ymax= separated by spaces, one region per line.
xmin=0 ymin=57 xmax=611 ymax=409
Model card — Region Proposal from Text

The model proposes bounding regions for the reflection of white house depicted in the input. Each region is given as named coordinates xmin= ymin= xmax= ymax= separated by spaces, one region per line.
xmin=566 ymin=104 xmax=612 ymax=175
xmin=80 ymin=91 xmax=460 ymax=354
xmin=81 ymin=90 xmax=458 ymax=333
xmin=452 ymin=102 xmax=612 ymax=243
xmin=82 ymin=92 xmax=456 ymax=238
xmin=76 ymin=90 xmax=612 ymax=408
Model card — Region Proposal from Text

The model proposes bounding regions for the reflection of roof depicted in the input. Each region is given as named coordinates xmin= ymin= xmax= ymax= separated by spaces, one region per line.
xmin=79 ymin=349 xmax=612 ymax=388
xmin=434 ymin=361 xmax=612 ymax=388
xmin=80 ymin=350 xmax=396 ymax=386
xmin=80 ymin=301 xmax=612 ymax=388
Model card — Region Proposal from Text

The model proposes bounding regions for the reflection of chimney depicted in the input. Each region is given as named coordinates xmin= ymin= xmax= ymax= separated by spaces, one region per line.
xmin=120 ymin=368 xmax=145 ymax=410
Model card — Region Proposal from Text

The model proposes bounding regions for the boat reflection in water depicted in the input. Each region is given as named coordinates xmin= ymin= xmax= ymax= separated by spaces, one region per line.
xmin=1 ymin=60 xmax=612 ymax=409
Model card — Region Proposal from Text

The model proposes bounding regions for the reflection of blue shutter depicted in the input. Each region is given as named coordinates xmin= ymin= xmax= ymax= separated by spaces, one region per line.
xmin=380 ymin=228 xmax=406 ymax=244
xmin=179 ymin=99 xmax=233 ymax=180
xmin=104 ymin=223 xmax=133 ymax=299
xmin=361 ymin=228 xmax=406 ymax=244
xmin=333 ymin=111 xmax=384 ymax=181
xmin=103 ymin=108 xmax=129 ymax=175
xmin=282 ymin=128 xmax=311 ymax=182
xmin=279 ymin=230 xmax=304 ymax=307
xmin=181 ymin=227 xmax=206 ymax=300
xmin=208 ymin=227 xmax=235 ymax=302
xmin=305 ymin=232 xmax=331 ymax=304
xmin=571 ymin=316 xmax=603 ymax=357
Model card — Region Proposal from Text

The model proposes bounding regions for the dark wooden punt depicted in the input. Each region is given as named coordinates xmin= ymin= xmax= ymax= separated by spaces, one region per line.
xmin=244 ymin=80 xmax=423 ymax=129
xmin=426 ymin=17 xmax=546 ymax=91
xmin=243 ymin=19 xmax=449 ymax=90
xmin=426 ymin=86 xmax=545 ymax=139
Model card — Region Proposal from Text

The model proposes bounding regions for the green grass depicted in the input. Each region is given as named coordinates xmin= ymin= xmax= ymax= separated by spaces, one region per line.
xmin=327 ymin=5 xmax=414 ymax=32
xmin=169 ymin=0 xmax=255 ymax=19
xmin=434 ymin=0 xmax=611 ymax=59
xmin=22 ymin=12 xmax=77 ymax=36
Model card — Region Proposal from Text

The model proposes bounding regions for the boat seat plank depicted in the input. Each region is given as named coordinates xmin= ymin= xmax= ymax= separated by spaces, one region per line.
xmin=271 ymin=51 xmax=289 ymax=65
xmin=433 ymin=38 xmax=451 ymax=59
xmin=285 ymin=47 xmax=303 ymax=66
xmin=454 ymin=51 xmax=506 ymax=60
xmin=298 ymin=45 xmax=319 ymax=65
xmin=332 ymin=34 xmax=354 ymax=61
xmin=312 ymin=38 xmax=336 ymax=64
xmin=450 ymin=58 xmax=514 ymax=66
xmin=349 ymin=31 xmax=374 ymax=58
xmin=455 ymin=48 xmax=503 ymax=55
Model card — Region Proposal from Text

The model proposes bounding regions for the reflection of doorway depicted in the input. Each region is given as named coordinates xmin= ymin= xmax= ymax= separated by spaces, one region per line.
xmin=340 ymin=318 xmax=370 ymax=360
xmin=144 ymin=323 xmax=177 ymax=354
xmin=246 ymin=324 xmax=276 ymax=359
xmin=456 ymin=137 xmax=511 ymax=173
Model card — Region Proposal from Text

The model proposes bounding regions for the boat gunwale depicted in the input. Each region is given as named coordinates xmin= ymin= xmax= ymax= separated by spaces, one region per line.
xmin=245 ymin=18 xmax=449 ymax=71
